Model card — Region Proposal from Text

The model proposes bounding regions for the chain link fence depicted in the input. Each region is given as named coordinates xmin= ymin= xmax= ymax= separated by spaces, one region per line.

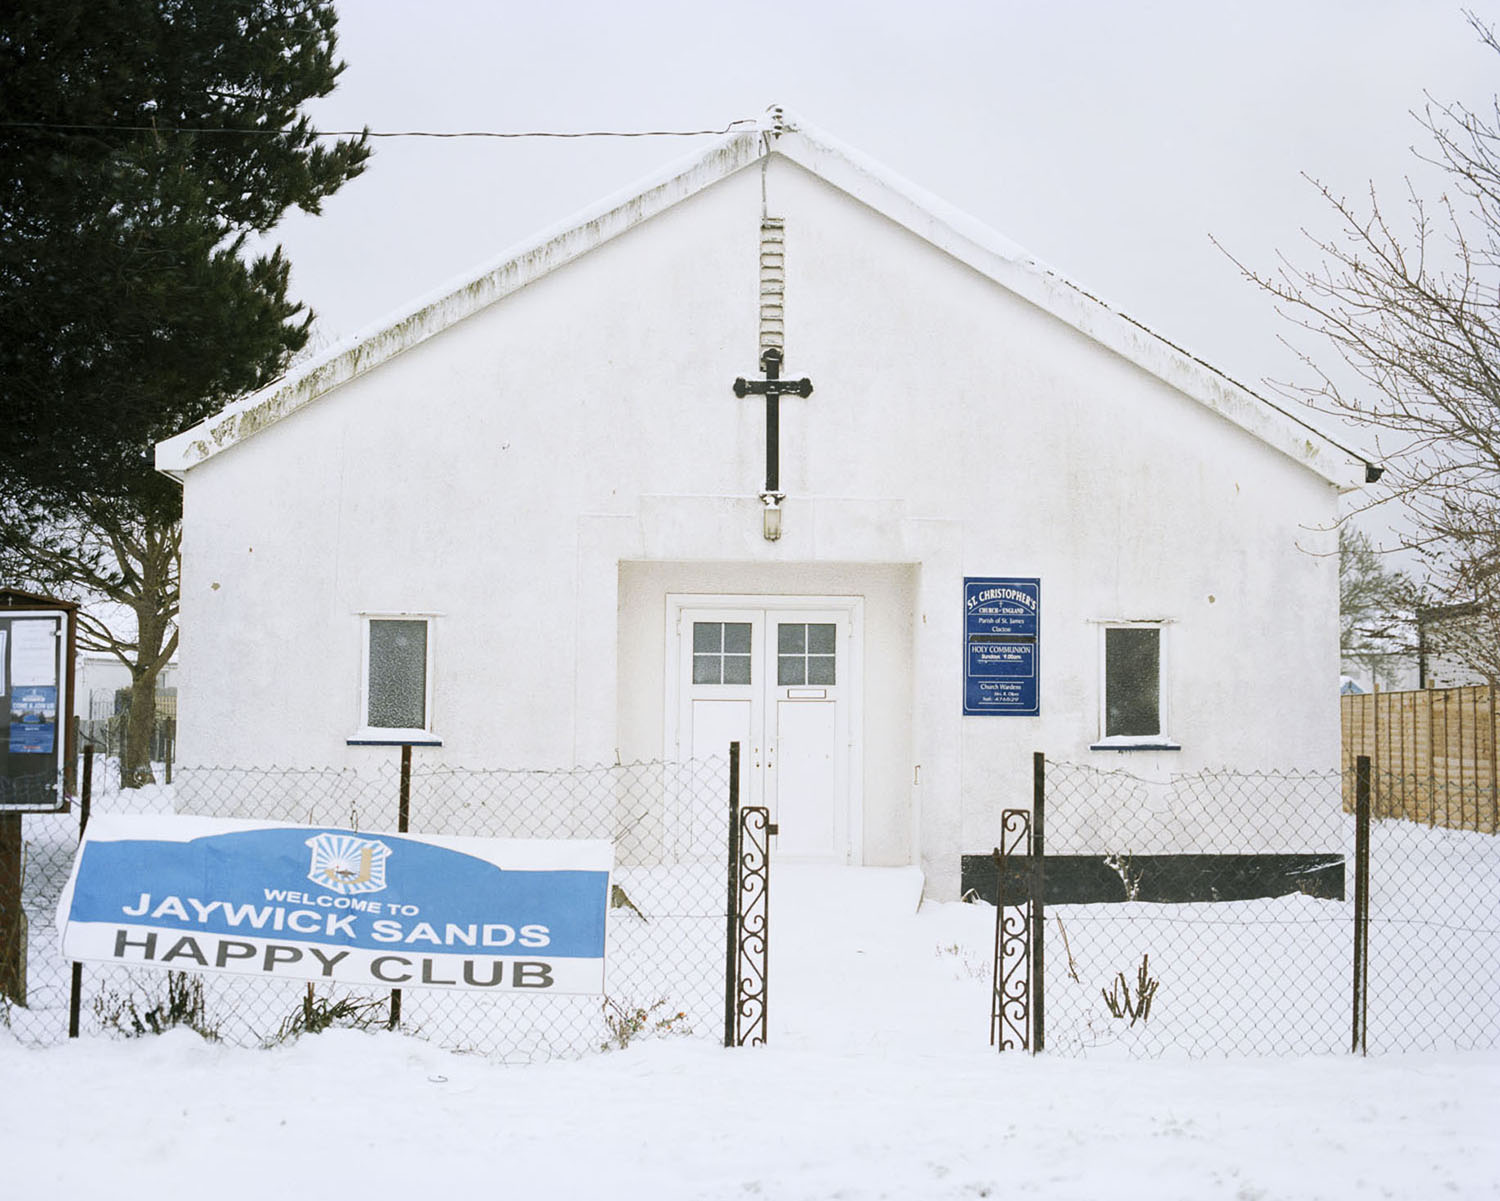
xmin=984 ymin=759 xmax=1500 ymax=1058
xmin=11 ymin=751 xmax=1496 ymax=1061
xmin=79 ymin=689 xmax=177 ymax=768
xmin=1360 ymin=768 xmax=1498 ymax=1053
xmin=3 ymin=751 xmax=732 ymax=1062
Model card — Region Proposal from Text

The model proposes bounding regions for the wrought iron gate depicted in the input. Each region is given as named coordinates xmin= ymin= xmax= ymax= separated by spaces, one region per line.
xmin=991 ymin=752 xmax=1046 ymax=1052
xmin=724 ymin=742 xmax=772 ymax=1046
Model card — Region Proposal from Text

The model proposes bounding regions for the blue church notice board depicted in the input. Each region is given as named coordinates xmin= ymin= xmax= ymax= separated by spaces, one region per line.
xmin=964 ymin=578 xmax=1040 ymax=716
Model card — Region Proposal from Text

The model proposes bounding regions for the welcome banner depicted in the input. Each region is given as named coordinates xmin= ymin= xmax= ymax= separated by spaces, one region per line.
xmin=58 ymin=815 xmax=613 ymax=993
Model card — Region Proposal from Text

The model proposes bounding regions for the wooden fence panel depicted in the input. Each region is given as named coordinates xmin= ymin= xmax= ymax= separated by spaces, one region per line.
xmin=1341 ymin=684 xmax=1499 ymax=833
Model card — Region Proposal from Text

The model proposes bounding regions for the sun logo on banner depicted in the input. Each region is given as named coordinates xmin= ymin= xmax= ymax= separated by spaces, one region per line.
xmin=306 ymin=833 xmax=392 ymax=895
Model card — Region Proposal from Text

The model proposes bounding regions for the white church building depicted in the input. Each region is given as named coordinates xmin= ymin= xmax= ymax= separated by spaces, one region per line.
xmin=156 ymin=111 xmax=1372 ymax=899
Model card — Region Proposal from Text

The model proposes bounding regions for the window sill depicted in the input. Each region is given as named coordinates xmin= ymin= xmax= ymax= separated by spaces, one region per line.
xmin=1089 ymin=738 xmax=1181 ymax=753
xmin=347 ymin=730 xmax=442 ymax=747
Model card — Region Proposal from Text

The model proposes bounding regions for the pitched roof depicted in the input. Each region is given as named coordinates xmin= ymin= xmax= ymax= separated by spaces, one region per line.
xmin=156 ymin=108 xmax=1375 ymax=489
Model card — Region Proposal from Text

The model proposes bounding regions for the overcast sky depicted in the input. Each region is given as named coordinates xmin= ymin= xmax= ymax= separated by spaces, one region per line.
xmin=272 ymin=0 xmax=1496 ymax=482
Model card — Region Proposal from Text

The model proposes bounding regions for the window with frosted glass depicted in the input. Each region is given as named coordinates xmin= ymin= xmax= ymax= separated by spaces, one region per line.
xmin=778 ymin=622 xmax=836 ymax=686
xmin=368 ymin=619 xmax=428 ymax=728
xmin=692 ymin=622 xmax=752 ymax=685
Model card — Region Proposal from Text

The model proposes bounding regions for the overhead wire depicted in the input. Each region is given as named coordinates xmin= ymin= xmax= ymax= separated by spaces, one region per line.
xmin=0 ymin=118 xmax=762 ymax=139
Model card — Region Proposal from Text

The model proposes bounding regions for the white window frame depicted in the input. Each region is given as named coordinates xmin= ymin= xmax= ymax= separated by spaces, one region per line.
xmin=1090 ymin=619 xmax=1180 ymax=752
xmin=349 ymin=612 xmax=441 ymax=746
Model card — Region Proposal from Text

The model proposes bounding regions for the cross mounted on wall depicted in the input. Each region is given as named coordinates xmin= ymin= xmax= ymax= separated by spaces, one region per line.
xmin=732 ymin=346 xmax=814 ymax=501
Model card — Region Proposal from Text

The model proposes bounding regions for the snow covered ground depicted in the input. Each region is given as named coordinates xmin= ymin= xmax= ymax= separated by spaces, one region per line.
xmin=4 ymin=862 xmax=1498 ymax=1200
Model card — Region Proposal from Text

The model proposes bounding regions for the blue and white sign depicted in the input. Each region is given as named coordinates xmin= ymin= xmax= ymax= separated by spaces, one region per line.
xmin=57 ymin=815 xmax=613 ymax=994
xmin=9 ymin=684 xmax=57 ymax=753
xmin=964 ymin=577 xmax=1041 ymax=716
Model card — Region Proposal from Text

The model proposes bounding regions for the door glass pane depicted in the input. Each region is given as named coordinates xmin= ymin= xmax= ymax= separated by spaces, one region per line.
xmin=692 ymin=622 xmax=752 ymax=686
xmin=777 ymin=622 xmax=836 ymax=687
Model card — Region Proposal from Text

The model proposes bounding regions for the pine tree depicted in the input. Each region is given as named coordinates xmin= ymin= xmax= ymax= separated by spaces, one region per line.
xmin=0 ymin=1 xmax=369 ymax=784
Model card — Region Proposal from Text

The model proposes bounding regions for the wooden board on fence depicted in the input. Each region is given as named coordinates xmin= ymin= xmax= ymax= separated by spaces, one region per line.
xmin=1341 ymin=685 xmax=1499 ymax=833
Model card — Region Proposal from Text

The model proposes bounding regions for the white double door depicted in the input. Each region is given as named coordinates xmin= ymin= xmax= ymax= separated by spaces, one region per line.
xmin=671 ymin=596 xmax=859 ymax=862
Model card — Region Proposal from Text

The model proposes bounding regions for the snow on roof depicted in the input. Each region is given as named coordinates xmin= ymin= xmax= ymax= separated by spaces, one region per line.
xmin=155 ymin=107 xmax=1375 ymax=489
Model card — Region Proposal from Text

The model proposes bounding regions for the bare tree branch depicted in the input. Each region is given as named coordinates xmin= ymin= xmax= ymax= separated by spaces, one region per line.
xmin=1221 ymin=17 xmax=1500 ymax=682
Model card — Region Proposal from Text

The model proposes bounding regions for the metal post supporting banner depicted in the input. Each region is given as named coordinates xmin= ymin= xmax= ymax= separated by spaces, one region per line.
xmin=389 ymin=744 xmax=412 ymax=1031
xmin=1352 ymin=754 xmax=1371 ymax=1055
xmin=68 ymin=746 xmax=95 ymax=1037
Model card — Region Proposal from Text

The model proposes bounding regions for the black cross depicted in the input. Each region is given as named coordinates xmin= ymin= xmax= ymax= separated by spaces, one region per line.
xmin=732 ymin=346 xmax=813 ymax=495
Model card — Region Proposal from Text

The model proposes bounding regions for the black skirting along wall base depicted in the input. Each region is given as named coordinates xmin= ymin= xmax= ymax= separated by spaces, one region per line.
xmin=959 ymin=852 xmax=1346 ymax=905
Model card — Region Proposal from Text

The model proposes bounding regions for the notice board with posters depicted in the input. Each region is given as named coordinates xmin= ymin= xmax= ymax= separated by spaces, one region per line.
xmin=963 ymin=577 xmax=1041 ymax=716
xmin=1 ymin=603 xmax=74 ymax=812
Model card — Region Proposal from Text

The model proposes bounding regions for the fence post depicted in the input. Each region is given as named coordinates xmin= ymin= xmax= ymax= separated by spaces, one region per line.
xmin=388 ymin=743 xmax=412 ymax=1031
xmin=990 ymin=846 xmax=1004 ymax=1047
xmin=1490 ymin=681 xmax=1498 ymax=834
xmin=1352 ymin=754 xmax=1371 ymax=1055
xmin=68 ymin=745 xmax=96 ymax=1038
xmin=0 ymin=813 xmax=23 ymax=1007
xmin=1031 ymin=751 xmax=1046 ymax=1055
xmin=722 ymin=741 xmax=742 ymax=1048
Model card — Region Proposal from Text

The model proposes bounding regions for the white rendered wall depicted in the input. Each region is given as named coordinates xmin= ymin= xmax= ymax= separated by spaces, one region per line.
xmin=174 ymin=155 xmax=1343 ymax=897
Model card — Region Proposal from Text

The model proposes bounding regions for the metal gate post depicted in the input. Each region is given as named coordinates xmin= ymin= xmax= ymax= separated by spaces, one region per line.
xmin=723 ymin=742 xmax=742 ymax=1047
xmin=1032 ymin=752 xmax=1046 ymax=1054
xmin=1352 ymin=754 xmax=1371 ymax=1055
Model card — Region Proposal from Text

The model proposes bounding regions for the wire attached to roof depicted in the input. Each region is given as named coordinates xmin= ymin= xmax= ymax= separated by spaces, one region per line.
xmin=0 ymin=118 xmax=762 ymax=139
